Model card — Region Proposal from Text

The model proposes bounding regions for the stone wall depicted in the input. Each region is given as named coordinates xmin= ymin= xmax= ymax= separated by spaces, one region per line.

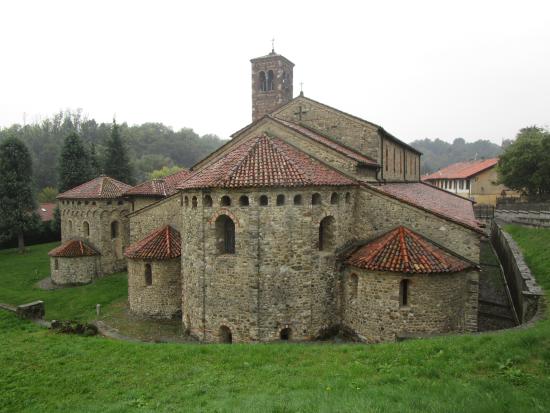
xmin=128 ymin=195 xmax=182 ymax=243
xmin=50 ymin=256 xmax=100 ymax=285
xmin=354 ymin=187 xmax=481 ymax=263
xmin=131 ymin=196 xmax=162 ymax=213
xmin=341 ymin=268 xmax=479 ymax=342
xmin=127 ymin=258 xmax=181 ymax=318
xmin=381 ymin=138 xmax=420 ymax=182
xmin=490 ymin=221 xmax=544 ymax=323
xmin=181 ymin=186 xmax=356 ymax=343
xmin=59 ymin=198 xmax=130 ymax=274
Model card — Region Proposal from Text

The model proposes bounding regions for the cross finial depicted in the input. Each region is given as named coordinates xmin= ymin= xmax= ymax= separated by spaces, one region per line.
xmin=271 ymin=37 xmax=275 ymax=53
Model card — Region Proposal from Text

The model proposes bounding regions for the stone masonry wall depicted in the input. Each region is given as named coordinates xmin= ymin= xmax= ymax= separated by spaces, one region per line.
xmin=59 ymin=198 xmax=130 ymax=274
xmin=354 ymin=187 xmax=481 ymax=263
xmin=129 ymin=195 xmax=182 ymax=243
xmin=50 ymin=256 xmax=99 ymax=285
xmin=251 ymin=55 xmax=293 ymax=121
xmin=342 ymin=268 xmax=479 ymax=342
xmin=128 ymin=258 xmax=182 ymax=318
xmin=381 ymin=138 xmax=420 ymax=182
xmin=181 ymin=186 xmax=356 ymax=343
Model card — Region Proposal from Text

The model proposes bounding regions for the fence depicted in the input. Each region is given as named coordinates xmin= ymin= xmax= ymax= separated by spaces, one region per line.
xmin=474 ymin=205 xmax=495 ymax=220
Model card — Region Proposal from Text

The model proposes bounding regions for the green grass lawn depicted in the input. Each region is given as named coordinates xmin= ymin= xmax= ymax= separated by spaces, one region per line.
xmin=1 ymin=227 xmax=550 ymax=412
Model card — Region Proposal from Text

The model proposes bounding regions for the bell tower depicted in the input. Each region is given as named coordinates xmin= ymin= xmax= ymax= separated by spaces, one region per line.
xmin=250 ymin=48 xmax=294 ymax=121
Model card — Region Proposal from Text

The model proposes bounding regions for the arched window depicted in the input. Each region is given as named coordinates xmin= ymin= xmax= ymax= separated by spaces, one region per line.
xmin=267 ymin=70 xmax=274 ymax=91
xmin=312 ymin=193 xmax=321 ymax=205
xmin=204 ymin=195 xmax=213 ymax=207
xmin=184 ymin=196 xmax=189 ymax=207
xmin=68 ymin=220 xmax=73 ymax=233
xmin=54 ymin=259 xmax=59 ymax=270
xmin=144 ymin=263 xmax=152 ymax=286
xmin=280 ymin=327 xmax=291 ymax=341
xmin=83 ymin=221 xmax=90 ymax=237
xmin=259 ymin=71 xmax=267 ymax=92
xmin=319 ymin=216 xmax=335 ymax=251
xmin=219 ymin=325 xmax=232 ymax=343
xmin=293 ymin=194 xmax=302 ymax=205
xmin=349 ymin=273 xmax=358 ymax=300
xmin=192 ymin=196 xmax=198 ymax=208
xmin=259 ymin=195 xmax=268 ymax=206
xmin=282 ymin=71 xmax=289 ymax=89
xmin=118 ymin=200 xmax=124 ymax=205
xmin=239 ymin=195 xmax=249 ymax=206
xmin=400 ymin=279 xmax=409 ymax=307
xmin=221 ymin=196 xmax=231 ymax=207
xmin=111 ymin=221 xmax=119 ymax=239
xmin=330 ymin=192 xmax=339 ymax=205
xmin=276 ymin=194 xmax=285 ymax=206
xmin=215 ymin=215 xmax=235 ymax=254
xmin=345 ymin=192 xmax=351 ymax=204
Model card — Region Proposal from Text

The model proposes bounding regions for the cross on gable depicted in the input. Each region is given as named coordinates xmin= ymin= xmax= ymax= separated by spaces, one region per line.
xmin=294 ymin=106 xmax=308 ymax=121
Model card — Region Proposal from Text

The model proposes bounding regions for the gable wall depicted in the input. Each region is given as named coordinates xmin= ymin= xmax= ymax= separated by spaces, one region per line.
xmin=381 ymin=138 xmax=420 ymax=181
xmin=129 ymin=195 xmax=182 ymax=243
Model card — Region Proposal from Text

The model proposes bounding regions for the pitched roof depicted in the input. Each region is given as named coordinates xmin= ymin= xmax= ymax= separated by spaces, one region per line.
xmin=272 ymin=117 xmax=379 ymax=166
xmin=124 ymin=169 xmax=191 ymax=197
xmin=48 ymin=240 xmax=100 ymax=258
xmin=347 ymin=226 xmax=473 ymax=273
xmin=365 ymin=182 xmax=483 ymax=233
xmin=37 ymin=203 xmax=55 ymax=222
xmin=178 ymin=135 xmax=354 ymax=190
xmin=57 ymin=176 xmax=133 ymax=199
xmin=423 ymin=158 xmax=499 ymax=181
xmin=124 ymin=225 xmax=181 ymax=260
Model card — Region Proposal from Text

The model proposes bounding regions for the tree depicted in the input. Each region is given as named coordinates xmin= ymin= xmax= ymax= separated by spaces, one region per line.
xmin=89 ymin=143 xmax=102 ymax=177
xmin=58 ymin=132 xmax=93 ymax=192
xmin=498 ymin=126 xmax=550 ymax=197
xmin=149 ymin=165 xmax=183 ymax=180
xmin=0 ymin=136 xmax=40 ymax=252
xmin=37 ymin=186 xmax=58 ymax=203
xmin=103 ymin=120 xmax=134 ymax=184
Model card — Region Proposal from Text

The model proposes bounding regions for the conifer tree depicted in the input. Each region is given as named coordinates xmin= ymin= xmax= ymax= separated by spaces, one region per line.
xmin=0 ymin=136 xmax=40 ymax=253
xmin=89 ymin=143 xmax=102 ymax=177
xmin=58 ymin=132 xmax=93 ymax=192
xmin=103 ymin=120 xmax=133 ymax=184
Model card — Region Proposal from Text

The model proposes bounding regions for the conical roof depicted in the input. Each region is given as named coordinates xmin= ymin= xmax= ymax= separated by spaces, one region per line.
xmin=57 ymin=175 xmax=132 ymax=199
xmin=48 ymin=240 xmax=100 ymax=258
xmin=347 ymin=226 xmax=473 ymax=274
xmin=124 ymin=225 xmax=181 ymax=260
xmin=178 ymin=135 xmax=353 ymax=190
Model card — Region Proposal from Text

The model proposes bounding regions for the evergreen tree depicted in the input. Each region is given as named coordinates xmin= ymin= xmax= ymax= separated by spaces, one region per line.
xmin=89 ymin=143 xmax=102 ymax=177
xmin=58 ymin=132 xmax=93 ymax=192
xmin=0 ymin=136 xmax=40 ymax=253
xmin=103 ymin=120 xmax=133 ymax=184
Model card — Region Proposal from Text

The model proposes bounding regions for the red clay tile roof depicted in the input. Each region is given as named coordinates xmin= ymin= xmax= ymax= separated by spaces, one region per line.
xmin=365 ymin=182 xmax=482 ymax=233
xmin=124 ymin=225 xmax=181 ymax=260
xmin=125 ymin=169 xmax=191 ymax=197
xmin=178 ymin=135 xmax=354 ymax=190
xmin=37 ymin=203 xmax=55 ymax=222
xmin=57 ymin=176 xmax=133 ymax=199
xmin=423 ymin=158 xmax=499 ymax=181
xmin=272 ymin=117 xmax=379 ymax=166
xmin=48 ymin=240 xmax=99 ymax=258
xmin=347 ymin=226 xmax=473 ymax=273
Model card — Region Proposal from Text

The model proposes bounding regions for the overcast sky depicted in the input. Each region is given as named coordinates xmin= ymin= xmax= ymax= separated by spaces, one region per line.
xmin=1 ymin=0 xmax=549 ymax=144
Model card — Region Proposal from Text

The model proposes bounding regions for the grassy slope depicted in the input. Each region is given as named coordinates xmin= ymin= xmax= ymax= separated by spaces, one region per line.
xmin=0 ymin=228 xmax=550 ymax=412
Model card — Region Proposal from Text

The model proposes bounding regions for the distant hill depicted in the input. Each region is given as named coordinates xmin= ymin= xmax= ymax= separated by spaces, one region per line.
xmin=410 ymin=138 xmax=503 ymax=174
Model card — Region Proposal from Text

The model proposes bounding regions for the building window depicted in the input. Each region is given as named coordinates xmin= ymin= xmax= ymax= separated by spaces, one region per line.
xmin=276 ymin=194 xmax=285 ymax=206
xmin=239 ymin=195 xmax=249 ymax=207
xmin=466 ymin=180 xmax=470 ymax=190
xmin=312 ymin=193 xmax=321 ymax=205
xmin=221 ymin=196 xmax=231 ymax=207
xmin=293 ymin=194 xmax=302 ymax=205
xmin=54 ymin=258 xmax=59 ymax=270
xmin=259 ymin=71 xmax=266 ymax=92
xmin=144 ymin=263 xmax=152 ymax=286
xmin=204 ymin=195 xmax=213 ymax=207
xmin=215 ymin=215 xmax=235 ymax=254
xmin=330 ymin=192 xmax=339 ymax=205
xmin=68 ymin=220 xmax=73 ymax=233
xmin=192 ymin=196 xmax=198 ymax=208
xmin=280 ymin=327 xmax=291 ymax=341
xmin=83 ymin=221 xmax=90 ymax=237
xmin=111 ymin=221 xmax=119 ymax=239
xmin=459 ymin=180 xmax=464 ymax=190
xmin=184 ymin=196 xmax=189 ymax=207
xmin=350 ymin=273 xmax=358 ymax=300
xmin=385 ymin=147 xmax=388 ymax=171
xmin=345 ymin=192 xmax=351 ymax=204
xmin=400 ymin=279 xmax=409 ymax=307
xmin=219 ymin=325 xmax=232 ymax=343
xmin=259 ymin=195 xmax=269 ymax=206
xmin=319 ymin=216 xmax=335 ymax=251
xmin=267 ymin=70 xmax=274 ymax=91
xmin=118 ymin=200 xmax=124 ymax=205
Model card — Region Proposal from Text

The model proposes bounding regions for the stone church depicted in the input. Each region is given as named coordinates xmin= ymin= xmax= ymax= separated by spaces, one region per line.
xmin=51 ymin=50 xmax=483 ymax=343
